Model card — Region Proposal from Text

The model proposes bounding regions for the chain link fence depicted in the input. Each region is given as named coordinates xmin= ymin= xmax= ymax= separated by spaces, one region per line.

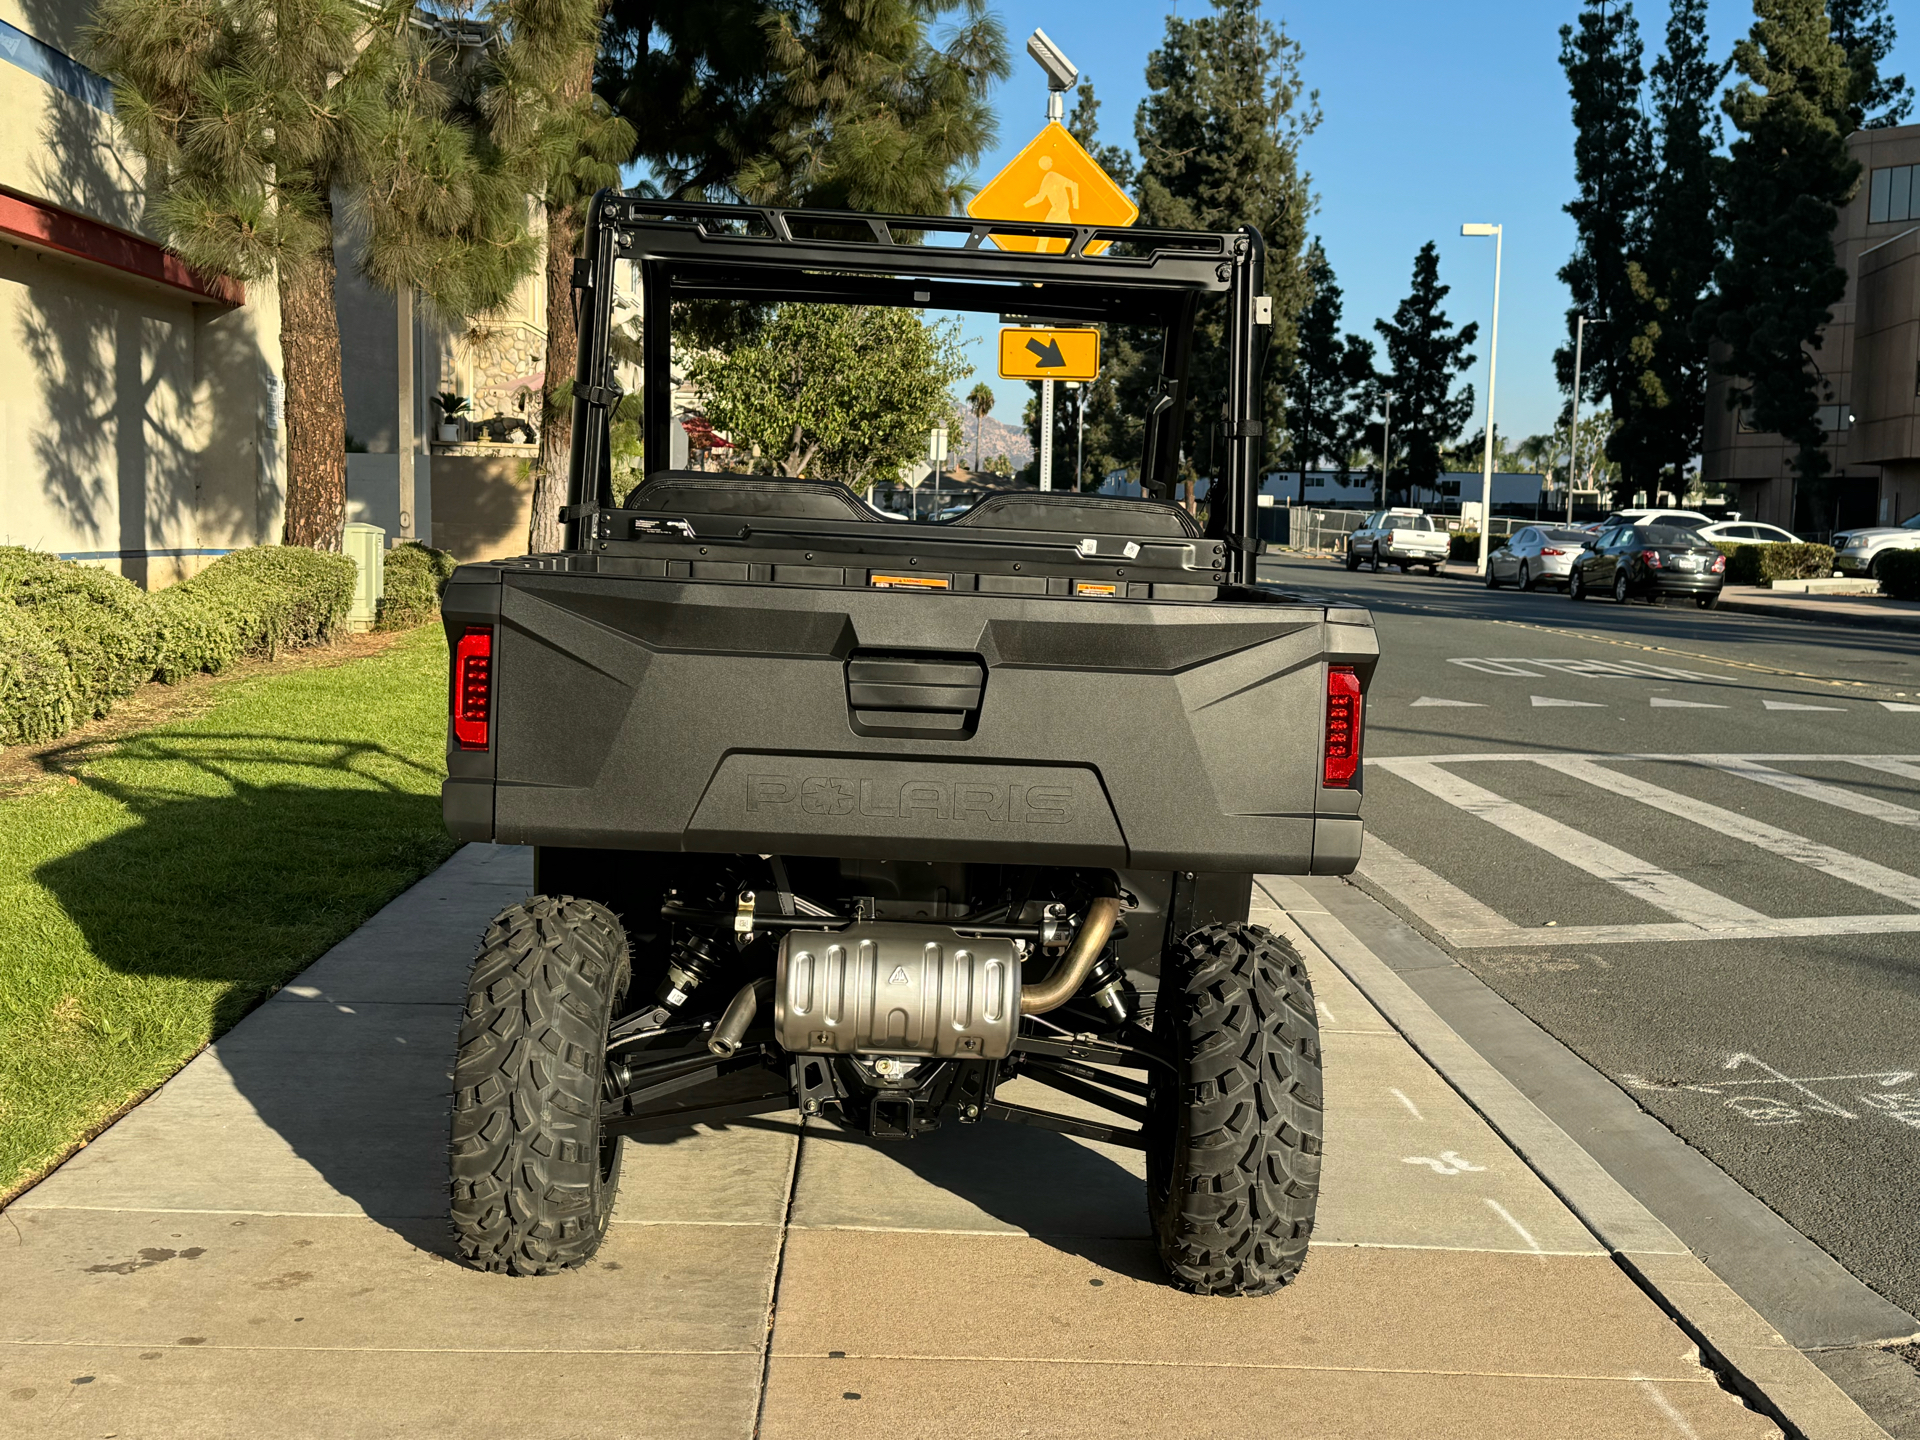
xmin=1268 ymin=508 xmax=1533 ymax=553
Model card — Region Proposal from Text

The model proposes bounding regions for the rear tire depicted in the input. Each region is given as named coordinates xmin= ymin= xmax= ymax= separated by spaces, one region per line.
xmin=1613 ymin=568 xmax=1631 ymax=604
xmin=1519 ymin=562 xmax=1534 ymax=592
xmin=450 ymin=896 xmax=631 ymax=1276
xmin=1147 ymin=924 xmax=1322 ymax=1296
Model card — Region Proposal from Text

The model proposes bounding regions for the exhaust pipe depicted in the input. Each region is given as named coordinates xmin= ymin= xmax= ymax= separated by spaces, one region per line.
xmin=1020 ymin=893 xmax=1124 ymax=1015
xmin=708 ymin=977 xmax=773 ymax=1057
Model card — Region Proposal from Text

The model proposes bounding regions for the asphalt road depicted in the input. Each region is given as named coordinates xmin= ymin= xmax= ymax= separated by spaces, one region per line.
xmin=1260 ymin=552 xmax=1921 ymax=1316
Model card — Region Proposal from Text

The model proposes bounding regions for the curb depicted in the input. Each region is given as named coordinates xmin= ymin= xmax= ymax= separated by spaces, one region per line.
xmin=1251 ymin=875 xmax=1892 ymax=1441
xmin=1714 ymin=594 xmax=1918 ymax=632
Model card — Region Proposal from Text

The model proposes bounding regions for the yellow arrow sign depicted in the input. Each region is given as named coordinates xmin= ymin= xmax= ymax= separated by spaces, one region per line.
xmin=967 ymin=122 xmax=1138 ymax=255
xmin=999 ymin=327 xmax=1100 ymax=382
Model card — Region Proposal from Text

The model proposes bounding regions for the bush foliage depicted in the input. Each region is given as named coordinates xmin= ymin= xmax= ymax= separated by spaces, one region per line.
xmin=0 ymin=546 xmax=363 ymax=748
xmin=1449 ymin=532 xmax=1481 ymax=562
xmin=377 ymin=542 xmax=457 ymax=631
xmin=1877 ymin=548 xmax=1918 ymax=601
xmin=1711 ymin=541 xmax=1835 ymax=586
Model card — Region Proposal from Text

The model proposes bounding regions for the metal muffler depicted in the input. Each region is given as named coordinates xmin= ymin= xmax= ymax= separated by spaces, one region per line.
xmin=775 ymin=924 xmax=1022 ymax=1059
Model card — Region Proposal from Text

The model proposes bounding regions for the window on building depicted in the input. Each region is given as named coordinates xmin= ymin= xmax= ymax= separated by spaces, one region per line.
xmin=1868 ymin=164 xmax=1919 ymax=224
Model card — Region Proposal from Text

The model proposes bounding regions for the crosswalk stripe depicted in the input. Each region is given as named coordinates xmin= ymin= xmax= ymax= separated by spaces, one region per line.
xmin=1442 ymin=914 xmax=1921 ymax=949
xmin=1762 ymin=699 xmax=1847 ymax=711
xmin=1880 ymin=702 xmax=1921 ymax=713
xmin=1531 ymin=696 xmax=1604 ymax=707
xmin=1694 ymin=755 xmax=1920 ymax=827
xmin=1650 ymin=697 xmax=1726 ymax=709
xmin=1374 ymin=759 xmax=1770 ymax=927
xmin=1847 ymin=757 xmax=1921 ymax=782
xmin=1356 ymin=833 xmax=1515 ymax=935
xmin=1531 ymin=757 xmax=1920 ymax=902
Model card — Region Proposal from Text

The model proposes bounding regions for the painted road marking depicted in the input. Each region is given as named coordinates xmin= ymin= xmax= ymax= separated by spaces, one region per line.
xmin=1402 ymin=1151 xmax=1485 ymax=1175
xmin=1692 ymin=755 xmax=1919 ymax=827
xmin=1376 ymin=759 xmax=1771 ymax=928
xmin=1531 ymin=695 xmax=1605 ymax=707
xmin=1881 ymin=701 xmax=1921 ymax=713
xmin=1763 ymin=699 xmax=1847 ymax=711
xmin=1409 ymin=696 xmax=1485 ymax=707
xmin=1650 ymin=697 xmax=1727 ymax=708
xmin=1389 ymin=1088 xmax=1425 ymax=1121
xmin=1358 ymin=834 xmax=1516 ymax=934
xmin=1622 ymin=1054 xmax=1920 ymax=1132
xmin=1360 ymin=753 xmax=1920 ymax=948
xmin=1449 ymin=657 xmax=1720 ymax=680
xmin=1484 ymin=1198 xmax=1547 ymax=1258
xmin=1531 ymin=757 xmax=1920 ymax=903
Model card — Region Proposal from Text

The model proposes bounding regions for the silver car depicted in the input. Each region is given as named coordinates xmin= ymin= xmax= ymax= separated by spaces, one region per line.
xmin=1485 ymin=526 xmax=1592 ymax=591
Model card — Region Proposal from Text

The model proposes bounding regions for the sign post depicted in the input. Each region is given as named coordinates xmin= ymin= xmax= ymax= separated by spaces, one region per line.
xmin=968 ymin=30 xmax=1138 ymax=497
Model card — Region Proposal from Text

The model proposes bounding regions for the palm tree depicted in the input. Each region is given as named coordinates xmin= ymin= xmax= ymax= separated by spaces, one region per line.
xmin=967 ymin=382 xmax=996 ymax=472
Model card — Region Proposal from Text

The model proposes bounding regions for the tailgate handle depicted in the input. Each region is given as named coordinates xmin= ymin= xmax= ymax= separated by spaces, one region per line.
xmin=846 ymin=651 xmax=986 ymax=736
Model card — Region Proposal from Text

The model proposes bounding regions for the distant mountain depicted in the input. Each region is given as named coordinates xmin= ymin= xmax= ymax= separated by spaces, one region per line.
xmin=955 ymin=411 xmax=1031 ymax=470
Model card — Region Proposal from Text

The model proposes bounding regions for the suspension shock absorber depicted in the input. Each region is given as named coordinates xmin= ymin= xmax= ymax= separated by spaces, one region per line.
xmin=1083 ymin=951 xmax=1136 ymax=1025
xmin=658 ymin=925 xmax=726 ymax=1011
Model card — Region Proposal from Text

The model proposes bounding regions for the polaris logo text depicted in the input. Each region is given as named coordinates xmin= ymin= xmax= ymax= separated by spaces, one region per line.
xmin=746 ymin=775 xmax=1072 ymax=825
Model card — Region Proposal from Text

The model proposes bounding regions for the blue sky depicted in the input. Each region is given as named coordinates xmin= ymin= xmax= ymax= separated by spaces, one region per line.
xmin=948 ymin=0 xmax=1908 ymax=447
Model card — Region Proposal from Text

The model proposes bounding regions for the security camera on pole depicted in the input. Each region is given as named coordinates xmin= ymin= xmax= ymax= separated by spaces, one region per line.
xmin=1030 ymin=32 xmax=1073 ymax=492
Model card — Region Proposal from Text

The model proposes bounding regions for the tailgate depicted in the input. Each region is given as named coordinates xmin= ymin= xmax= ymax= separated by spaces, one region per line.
xmin=442 ymin=570 xmax=1378 ymax=875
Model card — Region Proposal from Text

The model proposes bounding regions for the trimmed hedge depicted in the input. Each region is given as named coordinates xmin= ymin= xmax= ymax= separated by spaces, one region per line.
xmin=1449 ymin=532 xmax=1480 ymax=562
xmin=377 ymin=542 xmax=457 ymax=631
xmin=0 ymin=545 xmax=358 ymax=749
xmin=1710 ymin=541 xmax=1835 ymax=586
xmin=1878 ymin=548 xmax=1919 ymax=601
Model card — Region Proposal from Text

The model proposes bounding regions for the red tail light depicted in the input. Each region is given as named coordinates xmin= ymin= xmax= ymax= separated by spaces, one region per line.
xmin=1711 ymin=553 xmax=1726 ymax=573
xmin=1324 ymin=665 xmax=1362 ymax=787
xmin=1541 ymin=547 xmax=1566 ymax=556
xmin=453 ymin=626 xmax=493 ymax=751
xmin=1640 ymin=549 xmax=1663 ymax=567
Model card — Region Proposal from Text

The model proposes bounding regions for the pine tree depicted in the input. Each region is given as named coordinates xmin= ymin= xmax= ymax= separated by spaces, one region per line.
xmin=1286 ymin=241 xmax=1375 ymax=479
xmin=1694 ymin=0 xmax=1860 ymax=498
xmin=1623 ymin=0 xmax=1726 ymax=495
xmin=92 ymin=0 xmax=564 ymax=551
xmin=1373 ymin=242 xmax=1478 ymax=498
xmin=738 ymin=0 xmax=1009 ymax=214
xmin=1130 ymin=0 xmax=1319 ymax=496
xmin=1828 ymin=0 xmax=1915 ymax=129
xmin=1556 ymin=0 xmax=1656 ymax=498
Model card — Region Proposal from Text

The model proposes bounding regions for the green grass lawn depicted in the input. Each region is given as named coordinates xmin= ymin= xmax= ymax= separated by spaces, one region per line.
xmin=0 ymin=626 xmax=460 ymax=1200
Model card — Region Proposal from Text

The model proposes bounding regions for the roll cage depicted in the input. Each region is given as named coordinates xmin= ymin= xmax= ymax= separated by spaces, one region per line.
xmin=563 ymin=193 xmax=1271 ymax=582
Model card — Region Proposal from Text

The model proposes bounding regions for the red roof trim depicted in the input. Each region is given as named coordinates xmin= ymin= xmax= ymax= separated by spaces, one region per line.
xmin=0 ymin=187 xmax=244 ymax=306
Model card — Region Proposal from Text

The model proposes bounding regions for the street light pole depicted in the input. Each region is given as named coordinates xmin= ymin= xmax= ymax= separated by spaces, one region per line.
xmin=1379 ymin=391 xmax=1396 ymax=508
xmin=1565 ymin=314 xmax=1590 ymax=524
xmin=1462 ymin=223 xmax=1502 ymax=574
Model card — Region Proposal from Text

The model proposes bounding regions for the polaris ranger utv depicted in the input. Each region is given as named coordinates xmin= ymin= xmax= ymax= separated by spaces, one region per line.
xmin=440 ymin=194 xmax=1377 ymax=1295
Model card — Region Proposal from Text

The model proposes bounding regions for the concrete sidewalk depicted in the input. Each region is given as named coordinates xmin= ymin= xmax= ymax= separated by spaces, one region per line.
xmin=0 ymin=846 xmax=1798 ymax=1439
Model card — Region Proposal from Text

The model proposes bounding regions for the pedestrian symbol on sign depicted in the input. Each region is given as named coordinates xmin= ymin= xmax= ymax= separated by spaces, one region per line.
xmin=967 ymin=122 xmax=1138 ymax=255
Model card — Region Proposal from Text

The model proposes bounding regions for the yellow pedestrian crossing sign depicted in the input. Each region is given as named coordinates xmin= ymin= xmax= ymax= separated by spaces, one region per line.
xmin=999 ymin=327 xmax=1100 ymax=382
xmin=967 ymin=122 xmax=1138 ymax=255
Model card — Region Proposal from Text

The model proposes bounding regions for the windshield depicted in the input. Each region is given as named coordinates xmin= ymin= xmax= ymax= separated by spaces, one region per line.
xmin=1639 ymin=524 xmax=1707 ymax=546
xmin=1904 ymin=515 xmax=1919 ymax=529
xmin=1389 ymin=515 xmax=1434 ymax=531
xmin=1542 ymin=529 xmax=1589 ymax=544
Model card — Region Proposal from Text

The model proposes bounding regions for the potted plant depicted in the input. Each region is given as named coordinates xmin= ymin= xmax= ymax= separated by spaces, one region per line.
xmin=434 ymin=393 xmax=471 ymax=443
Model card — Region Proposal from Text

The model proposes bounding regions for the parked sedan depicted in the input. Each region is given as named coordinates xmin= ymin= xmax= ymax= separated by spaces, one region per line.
xmin=1696 ymin=520 xmax=1802 ymax=546
xmin=1569 ymin=523 xmax=1727 ymax=607
xmin=1484 ymin=526 xmax=1592 ymax=591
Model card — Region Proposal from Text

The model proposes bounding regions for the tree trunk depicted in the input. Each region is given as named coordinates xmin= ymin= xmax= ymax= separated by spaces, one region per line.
xmin=527 ymin=51 xmax=595 ymax=554
xmin=278 ymin=239 xmax=349 ymax=551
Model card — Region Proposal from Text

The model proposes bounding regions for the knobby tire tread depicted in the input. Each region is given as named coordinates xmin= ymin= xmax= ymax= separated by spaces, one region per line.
xmin=1149 ymin=923 xmax=1323 ymax=1296
xmin=448 ymin=895 xmax=630 ymax=1276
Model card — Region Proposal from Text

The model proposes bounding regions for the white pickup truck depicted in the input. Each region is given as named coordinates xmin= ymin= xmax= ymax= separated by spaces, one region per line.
xmin=1345 ymin=508 xmax=1450 ymax=573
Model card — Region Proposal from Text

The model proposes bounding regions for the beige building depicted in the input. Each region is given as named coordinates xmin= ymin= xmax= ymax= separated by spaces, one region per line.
xmin=1701 ymin=124 xmax=1919 ymax=539
xmin=0 ymin=0 xmax=285 ymax=586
